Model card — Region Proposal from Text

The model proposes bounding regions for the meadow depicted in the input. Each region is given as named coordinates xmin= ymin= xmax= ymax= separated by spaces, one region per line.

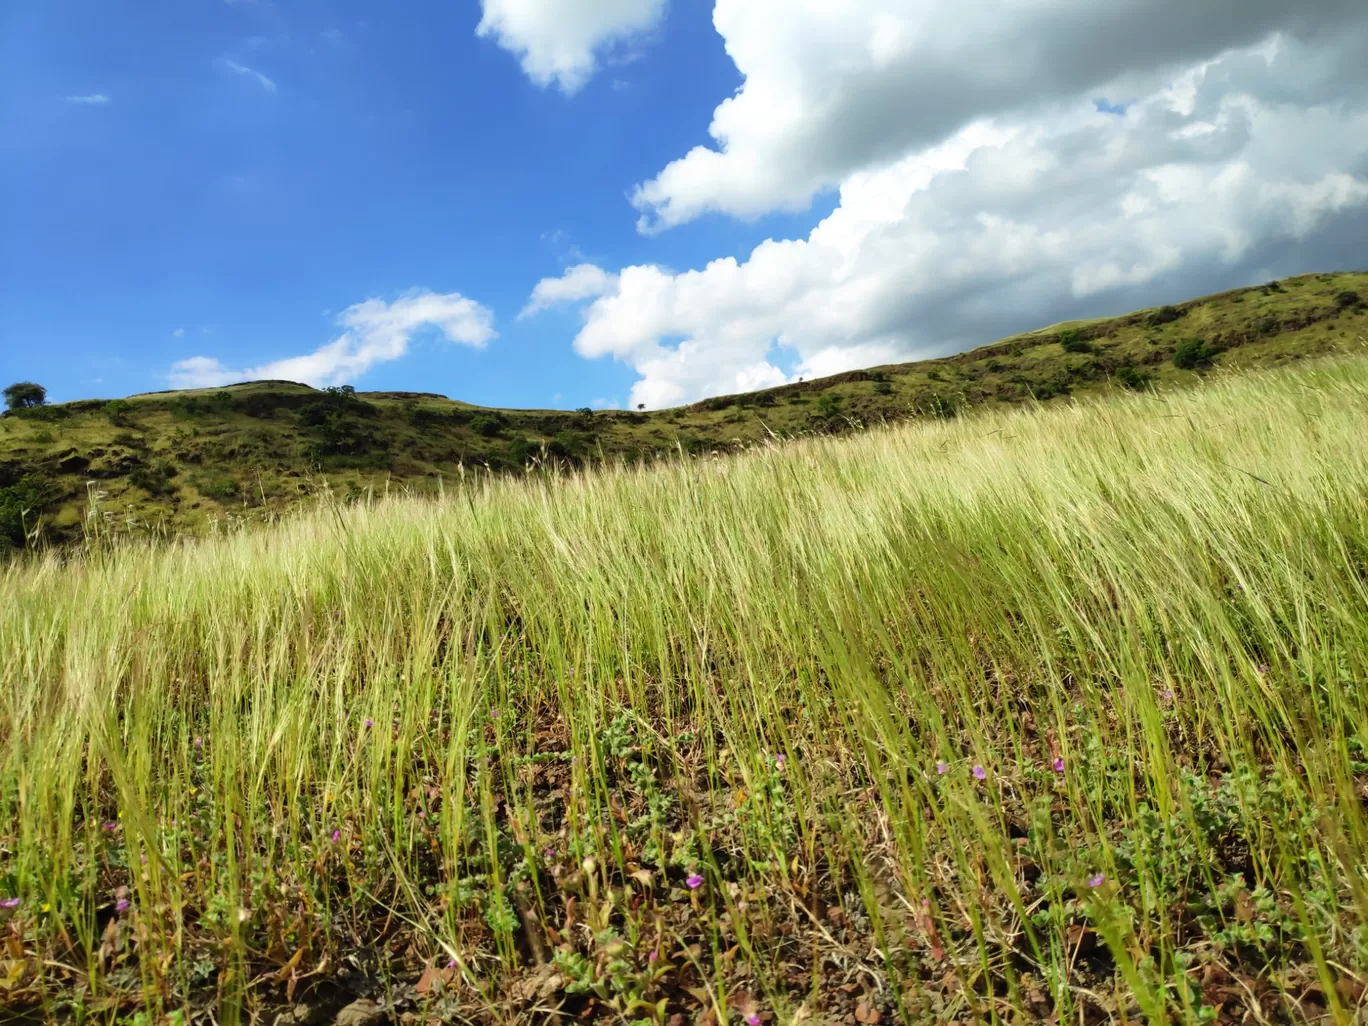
xmin=3 ymin=356 xmax=1368 ymax=1025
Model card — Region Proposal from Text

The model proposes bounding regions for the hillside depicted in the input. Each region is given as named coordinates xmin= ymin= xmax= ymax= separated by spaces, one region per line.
xmin=4 ymin=357 xmax=1368 ymax=1023
xmin=2 ymin=269 xmax=1366 ymax=550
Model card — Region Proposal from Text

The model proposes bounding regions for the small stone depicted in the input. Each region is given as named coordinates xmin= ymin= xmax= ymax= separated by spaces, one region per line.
xmin=335 ymin=999 xmax=387 ymax=1026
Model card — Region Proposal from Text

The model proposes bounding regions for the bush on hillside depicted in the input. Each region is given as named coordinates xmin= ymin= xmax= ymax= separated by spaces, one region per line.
xmin=1114 ymin=365 xmax=1151 ymax=391
xmin=548 ymin=430 xmax=589 ymax=460
xmin=104 ymin=399 xmax=133 ymax=426
xmin=1173 ymin=338 xmax=1217 ymax=371
xmin=1058 ymin=329 xmax=1092 ymax=353
xmin=1145 ymin=305 xmax=1183 ymax=327
xmin=1336 ymin=290 xmax=1362 ymax=309
xmin=0 ymin=474 xmax=44 ymax=548
xmin=129 ymin=461 xmax=179 ymax=495
xmin=193 ymin=474 xmax=239 ymax=501
xmin=469 ymin=414 xmax=506 ymax=438
xmin=508 ymin=437 xmax=535 ymax=465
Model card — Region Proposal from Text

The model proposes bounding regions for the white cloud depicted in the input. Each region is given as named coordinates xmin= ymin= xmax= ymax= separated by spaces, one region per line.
xmin=476 ymin=0 xmax=667 ymax=94
xmin=631 ymin=0 xmax=1368 ymax=231
xmin=221 ymin=58 xmax=277 ymax=93
xmin=520 ymin=263 xmax=618 ymax=318
xmin=171 ymin=328 xmax=185 ymax=338
xmin=64 ymin=93 xmax=110 ymax=105
xmin=169 ymin=290 xmax=495 ymax=389
xmin=546 ymin=28 xmax=1368 ymax=409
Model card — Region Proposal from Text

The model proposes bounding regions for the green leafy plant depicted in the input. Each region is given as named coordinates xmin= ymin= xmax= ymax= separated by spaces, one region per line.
xmin=1173 ymin=338 xmax=1217 ymax=370
xmin=1058 ymin=329 xmax=1092 ymax=353
xmin=3 ymin=382 xmax=46 ymax=411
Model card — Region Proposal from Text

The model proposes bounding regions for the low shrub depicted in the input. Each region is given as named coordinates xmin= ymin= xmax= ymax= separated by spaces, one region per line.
xmin=0 ymin=474 xmax=44 ymax=548
xmin=469 ymin=414 xmax=505 ymax=438
xmin=1145 ymin=305 xmax=1183 ymax=327
xmin=1114 ymin=365 xmax=1151 ymax=391
xmin=1173 ymin=338 xmax=1217 ymax=371
xmin=1058 ymin=329 xmax=1092 ymax=353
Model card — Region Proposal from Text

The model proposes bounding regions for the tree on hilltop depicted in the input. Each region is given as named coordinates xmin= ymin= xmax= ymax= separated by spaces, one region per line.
xmin=3 ymin=382 xmax=47 ymax=410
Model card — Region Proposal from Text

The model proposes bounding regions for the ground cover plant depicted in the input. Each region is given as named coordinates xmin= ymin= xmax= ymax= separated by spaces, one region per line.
xmin=2 ymin=270 xmax=1365 ymax=553
xmin=3 ymin=356 xmax=1368 ymax=1024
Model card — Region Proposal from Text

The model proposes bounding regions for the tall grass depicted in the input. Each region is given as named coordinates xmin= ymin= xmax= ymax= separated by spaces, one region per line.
xmin=3 ymin=360 xmax=1368 ymax=1024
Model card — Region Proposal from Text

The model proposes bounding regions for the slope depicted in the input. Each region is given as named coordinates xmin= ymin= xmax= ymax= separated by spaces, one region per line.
xmin=1 ymin=269 xmax=1365 ymax=549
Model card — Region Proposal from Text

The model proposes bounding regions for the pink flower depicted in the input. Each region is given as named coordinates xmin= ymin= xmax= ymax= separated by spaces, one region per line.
xmin=746 ymin=1015 xmax=761 ymax=1026
xmin=1053 ymin=757 xmax=1065 ymax=774
xmin=648 ymin=951 xmax=658 ymax=962
xmin=364 ymin=719 xmax=373 ymax=729
xmin=1087 ymin=873 xmax=1105 ymax=888
xmin=972 ymin=765 xmax=987 ymax=780
xmin=448 ymin=957 xmax=457 ymax=969
xmin=102 ymin=821 xmax=118 ymax=832
xmin=193 ymin=736 xmax=203 ymax=748
xmin=332 ymin=829 xmax=341 ymax=843
xmin=115 ymin=899 xmax=130 ymax=912
xmin=0 ymin=897 xmax=18 ymax=909
xmin=686 ymin=874 xmax=704 ymax=890
xmin=935 ymin=761 xmax=948 ymax=775
xmin=774 ymin=753 xmax=787 ymax=767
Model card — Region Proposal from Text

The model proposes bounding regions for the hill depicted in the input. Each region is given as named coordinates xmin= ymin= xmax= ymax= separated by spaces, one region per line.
xmin=2 ymin=269 xmax=1366 ymax=550
xmin=4 ymin=356 xmax=1368 ymax=1023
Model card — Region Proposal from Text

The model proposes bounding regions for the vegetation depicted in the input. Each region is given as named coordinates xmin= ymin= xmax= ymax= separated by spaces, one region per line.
xmin=3 ymin=357 xmax=1368 ymax=1024
xmin=4 ymin=381 xmax=47 ymax=411
xmin=1 ymin=271 xmax=1366 ymax=552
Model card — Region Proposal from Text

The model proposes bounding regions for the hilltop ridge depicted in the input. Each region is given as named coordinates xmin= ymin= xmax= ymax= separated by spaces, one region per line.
xmin=2 ymin=269 xmax=1365 ymax=549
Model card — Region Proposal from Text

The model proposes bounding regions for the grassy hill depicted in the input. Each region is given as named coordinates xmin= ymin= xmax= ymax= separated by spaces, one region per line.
xmin=4 ymin=355 xmax=1368 ymax=1023
xmin=2 ymin=269 xmax=1366 ymax=550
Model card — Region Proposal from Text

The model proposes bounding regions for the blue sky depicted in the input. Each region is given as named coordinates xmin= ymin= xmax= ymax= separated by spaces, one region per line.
xmin=4 ymin=1 xmax=1366 ymax=410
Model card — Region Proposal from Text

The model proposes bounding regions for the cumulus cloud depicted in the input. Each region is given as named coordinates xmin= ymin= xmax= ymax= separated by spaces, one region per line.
xmin=169 ymin=290 xmax=495 ymax=389
xmin=544 ymin=28 xmax=1368 ymax=409
xmin=64 ymin=93 xmax=110 ymax=105
xmin=520 ymin=263 xmax=618 ymax=318
xmin=477 ymin=0 xmax=667 ymax=94
xmin=631 ymin=0 xmax=1367 ymax=231
xmin=220 ymin=58 xmax=277 ymax=92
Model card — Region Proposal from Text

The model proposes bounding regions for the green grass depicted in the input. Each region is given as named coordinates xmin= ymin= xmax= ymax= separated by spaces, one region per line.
xmin=3 ymin=355 xmax=1368 ymax=1023
xmin=2 ymin=270 xmax=1366 ymax=552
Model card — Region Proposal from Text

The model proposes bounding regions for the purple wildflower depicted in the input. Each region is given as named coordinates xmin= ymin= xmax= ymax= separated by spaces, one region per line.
xmin=332 ymin=829 xmax=341 ymax=843
xmin=935 ymin=761 xmax=949 ymax=776
xmin=490 ymin=708 xmax=499 ymax=720
xmin=972 ymin=765 xmax=987 ymax=781
xmin=448 ymin=957 xmax=457 ymax=969
xmin=364 ymin=719 xmax=373 ymax=729
xmin=115 ymin=899 xmax=130 ymax=912
xmin=648 ymin=950 xmax=658 ymax=962
xmin=1257 ymin=664 xmax=1269 ymax=675
xmin=686 ymin=873 xmax=704 ymax=890
xmin=193 ymin=736 xmax=203 ymax=748
xmin=0 ymin=897 xmax=18 ymax=909
xmin=1053 ymin=757 xmax=1065 ymax=774
xmin=545 ymin=848 xmax=556 ymax=858
xmin=1163 ymin=689 xmax=1174 ymax=701
xmin=774 ymin=753 xmax=787 ymax=768
xmin=746 ymin=1015 xmax=761 ymax=1026
xmin=1087 ymin=873 xmax=1105 ymax=888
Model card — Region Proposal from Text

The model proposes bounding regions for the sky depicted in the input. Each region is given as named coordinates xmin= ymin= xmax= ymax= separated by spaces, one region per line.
xmin=3 ymin=0 xmax=1367 ymax=411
